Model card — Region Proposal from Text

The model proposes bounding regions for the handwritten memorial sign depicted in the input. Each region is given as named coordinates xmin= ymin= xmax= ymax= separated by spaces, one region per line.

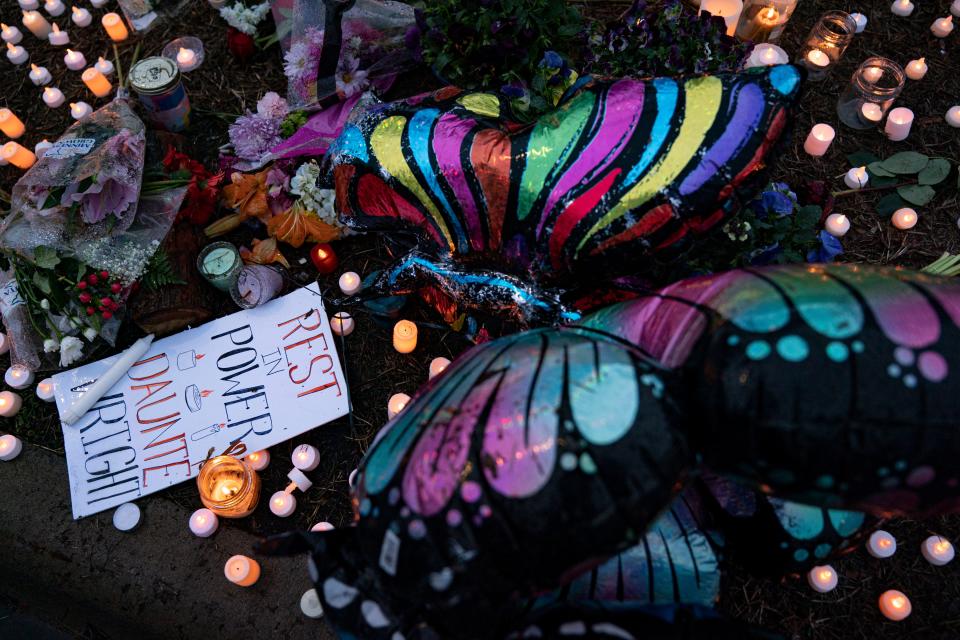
xmin=54 ymin=285 xmax=349 ymax=519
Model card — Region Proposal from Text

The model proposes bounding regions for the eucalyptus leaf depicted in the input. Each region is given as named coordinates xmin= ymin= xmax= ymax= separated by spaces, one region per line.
xmin=881 ymin=151 xmax=930 ymax=175
xmin=918 ymin=158 xmax=951 ymax=186
xmin=876 ymin=193 xmax=906 ymax=216
xmin=870 ymin=175 xmax=898 ymax=188
xmin=847 ymin=150 xmax=879 ymax=168
xmin=868 ymin=162 xmax=896 ymax=178
xmin=32 ymin=246 xmax=60 ymax=270
xmin=32 ymin=271 xmax=51 ymax=296
xmin=897 ymin=184 xmax=936 ymax=206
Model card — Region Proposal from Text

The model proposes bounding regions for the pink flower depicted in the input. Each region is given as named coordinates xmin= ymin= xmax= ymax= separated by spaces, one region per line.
xmin=257 ymin=92 xmax=289 ymax=119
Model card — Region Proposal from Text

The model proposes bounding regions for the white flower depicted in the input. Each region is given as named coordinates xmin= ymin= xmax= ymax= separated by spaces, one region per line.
xmin=43 ymin=338 xmax=59 ymax=353
xmin=290 ymin=161 xmax=345 ymax=230
xmin=283 ymin=41 xmax=311 ymax=79
xmin=336 ymin=56 xmax=369 ymax=98
xmin=59 ymin=336 xmax=84 ymax=367
xmin=219 ymin=1 xmax=269 ymax=35
xmin=83 ymin=327 xmax=98 ymax=342
xmin=40 ymin=299 xmax=50 ymax=310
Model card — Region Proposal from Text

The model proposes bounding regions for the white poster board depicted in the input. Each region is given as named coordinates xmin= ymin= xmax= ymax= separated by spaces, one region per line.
xmin=54 ymin=285 xmax=349 ymax=519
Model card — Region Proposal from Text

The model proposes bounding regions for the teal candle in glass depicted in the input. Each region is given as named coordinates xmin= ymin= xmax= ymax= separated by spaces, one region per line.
xmin=197 ymin=242 xmax=242 ymax=292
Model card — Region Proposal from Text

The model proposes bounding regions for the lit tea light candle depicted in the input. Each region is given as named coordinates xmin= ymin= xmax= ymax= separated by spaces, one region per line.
xmin=94 ymin=55 xmax=113 ymax=76
xmin=36 ymin=378 xmax=55 ymax=402
xmin=429 ymin=356 xmax=451 ymax=379
xmin=175 ymin=47 xmax=198 ymax=71
xmin=824 ymin=213 xmax=850 ymax=238
xmin=311 ymin=521 xmax=335 ymax=532
xmin=300 ymin=589 xmax=324 ymax=619
xmin=699 ymin=0 xmax=743 ymax=36
xmin=850 ymin=12 xmax=867 ymax=32
xmin=81 ymin=66 xmax=112 ymax=97
xmin=90 ymin=0 xmax=107 ymax=7
xmin=905 ymin=57 xmax=927 ymax=81
xmin=0 ymin=392 xmax=23 ymax=419
xmin=269 ymin=490 xmax=296 ymax=517
xmin=867 ymin=530 xmax=897 ymax=558
xmin=112 ymin=502 xmax=141 ymax=531
xmin=292 ymin=444 xmax=320 ymax=472
xmin=5 ymin=365 xmax=34 ymax=389
xmin=224 ymin=555 xmax=260 ymax=587
xmin=803 ymin=123 xmax=835 ymax=157
xmin=309 ymin=243 xmax=338 ymax=274
xmin=1 ymin=142 xmax=35 ymax=169
xmin=29 ymin=63 xmax=51 ymax=85
xmin=0 ymin=433 xmax=23 ymax=460
xmin=0 ymin=109 xmax=25 ymax=138
xmin=921 ymin=535 xmax=955 ymax=566
xmin=0 ymin=332 xmax=7 ymax=354
xmin=338 ymin=271 xmax=361 ymax=296
xmin=18 ymin=0 xmax=39 ymax=10
xmin=330 ymin=311 xmax=354 ymax=337
xmin=844 ymin=166 xmax=869 ymax=189
xmin=244 ymin=450 xmax=269 ymax=471
xmin=69 ymin=101 xmax=91 ymax=120
xmin=189 ymin=508 xmax=218 ymax=537
xmin=879 ymin=590 xmax=911 ymax=621
xmin=6 ymin=42 xmax=28 ymax=65
xmin=861 ymin=103 xmax=883 ymax=124
xmin=70 ymin=5 xmax=91 ymax=27
xmin=34 ymin=138 xmax=51 ymax=157
xmin=892 ymin=207 xmax=918 ymax=230
xmin=805 ymin=49 xmax=830 ymax=69
xmin=42 ymin=86 xmax=65 ymax=107
xmin=2 ymin=23 xmax=23 ymax=44
xmin=862 ymin=66 xmax=883 ymax=83
xmin=944 ymin=105 xmax=960 ymax=128
xmin=197 ymin=455 xmax=261 ymax=518
xmin=63 ymin=48 xmax=85 ymax=70
xmin=891 ymin=0 xmax=914 ymax=17
xmin=44 ymin=0 xmax=65 ymax=16
xmin=101 ymin=12 xmax=128 ymax=41
xmin=745 ymin=43 xmax=788 ymax=68
xmin=22 ymin=10 xmax=51 ymax=39
xmin=393 ymin=319 xmax=418 ymax=353
xmin=47 ymin=22 xmax=68 ymax=45
xmin=885 ymin=107 xmax=914 ymax=141
xmin=387 ymin=392 xmax=410 ymax=419
xmin=932 ymin=15 xmax=954 ymax=37
xmin=807 ymin=565 xmax=838 ymax=593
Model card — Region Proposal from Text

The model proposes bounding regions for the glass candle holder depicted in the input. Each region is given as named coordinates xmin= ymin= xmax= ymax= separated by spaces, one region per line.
xmin=197 ymin=241 xmax=242 ymax=292
xmin=799 ymin=11 xmax=857 ymax=81
xmin=837 ymin=57 xmax=905 ymax=129
xmin=735 ymin=0 xmax=799 ymax=43
xmin=197 ymin=455 xmax=261 ymax=518
xmin=230 ymin=264 xmax=284 ymax=309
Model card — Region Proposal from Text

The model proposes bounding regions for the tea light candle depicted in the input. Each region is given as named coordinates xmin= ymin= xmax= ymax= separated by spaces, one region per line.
xmin=699 ymin=0 xmax=743 ymax=36
xmin=101 ymin=12 xmax=128 ymax=41
xmin=879 ymin=590 xmax=911 ymax=621
xmin=29 ymin=63 xmax=51 ymax=85
xmin=34 ymin=139 xmax=51 ymax=157
xmin=36 ymin=378 xmax=55 ymax=402
xmin=932 ymin=15 xmax=954 ymax=37
xmin=94 ymin=55 xmax=113 ymax=76
xmin=867 ymin=530 xmax=897 ymax=558
xmin=47 ymin=22 xmax=68 ymax=45
xmin=0 ymin=333 xmax=7 ymax=354
xmin=18 ymin=0 xmax=39 ymax=10
xmin=287 ymin=467 xmax=313 ymax=492
xmin=269 ymin=490 xmax=296 ymax=517
xmin=850 ymin=12 xmax=867 ymax=32
xmin=292 ymin=444 xmax=320 ymax=472
xmin=300 ymin=589 xmax=324 ymax=619
xmin=946 ymin=106 xmax=960 ymax=128
xmin=891 ymin=0 xmax=914 ymax=17
xmin=844 ymin=166 xmax=869 ymax=189
xmin=0 ymin=433 xmax=23 ymax=460
xmin=824 ymin=214 xmax=850 ymax=238
xmin=44 ymin=0 xmax=65 ymax=16
xmin=393 ymin=320 xmax=418 ymax=353
xmin=429 ymin=357 xmax=451 ymax=379
xmin=112 ymin=502 xmax=141 ymax=531
xmin=892 ymin=207 xmax=918 ymax=230
xmin=807 ymin=565 xmax=838 ymax=593
xmin=42 ymin=86 xmax=64 ymax=107
xmin=0 ymin=392 xmax=23 ymax=419
xmin=953 ymin=0 xmax=960 ymax=17
xmin=311 ymin=521 xmax=335 ymax=532
xmin=921 ymin=535 xmax=955 ymax=566
xmin=805 ymin=49 xmax=829 ymax=70
xmin=330 ymin=311 xmax=354 ymax=337
xmin=905 ymin=58 xmax=927 ymax=80
xmin=309 ymin=243 xmax=338 ymax=274
xmin=81 ymin=66 xmax=112 ymax=97
xmin=197 ymin=455 xmax=261 ymax=518
xmin=245 ymin=450 xmax=269 ymax=471
xmin=885 ymin=107 xmax=914 ymax=141
xmin=5 ymin=365 xmax=34 ymax=389
xmin=70 ymin=101 xmax=91 ymax=120
xmin=862 ymin=66 xmax=883 ymax=83
xmin=2 ymin=23 xmax=23 ymax=44
xmin=63 ymin=48 xmax=85 ymax=70
xmin=745 ymin=43 xmax=788 ymax=68
xmin=338 ymin=271 xmax=361 ymax=296
xmin=175 ymin=47 xmax=197 ymax=71
xmin=803 ymin=123 xmax=835 ymax=157
xmin=861 ymin=103 xmax=883 ymax=124
xmin=0 ymin=109 xmax=25 ymax=138
xmin=70 ymin=6 xmax=91 ymax=27
xmin=188 ymin=508 xmax=218 ymax=537
xmin=224 ymin=555 xmax=260 ymax=587
xmin=1 ymin=142 xmax=35 ymax=169
xmin=6 ymin=42 xmax=28 ymax=65
xmin=22 ymin=11 xmax=50 ymax=39
xmin=387 ymin=392 xmax=410 ymax=419
xmin=90 ymin=0 xmax=107 ymax=7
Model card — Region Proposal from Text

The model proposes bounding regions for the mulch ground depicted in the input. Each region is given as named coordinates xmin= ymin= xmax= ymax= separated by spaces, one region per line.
xmin=1 ymin=0 xmax=960 ymax=638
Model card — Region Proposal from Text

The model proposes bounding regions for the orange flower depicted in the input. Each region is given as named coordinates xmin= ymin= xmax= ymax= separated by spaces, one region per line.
xmin=267 ymin=201 xmax=342 ymax=248
xmin=240 ymin=238 xmax=290 ymax=269
xmin=207 ymin=169 xmax=272 ymax=237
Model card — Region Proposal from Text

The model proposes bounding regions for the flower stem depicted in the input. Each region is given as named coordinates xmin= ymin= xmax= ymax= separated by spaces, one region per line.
xmin=832 ymin=180 xmax=916 ymax=198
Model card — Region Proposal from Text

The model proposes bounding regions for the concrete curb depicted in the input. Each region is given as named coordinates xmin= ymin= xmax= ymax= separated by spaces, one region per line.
xmin=0 ymin=444 xmax=335 ymax=640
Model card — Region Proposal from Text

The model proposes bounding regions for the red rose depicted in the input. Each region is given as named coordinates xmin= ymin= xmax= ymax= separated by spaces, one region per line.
xmin=227 ymin=27 xmax=255 ymax=62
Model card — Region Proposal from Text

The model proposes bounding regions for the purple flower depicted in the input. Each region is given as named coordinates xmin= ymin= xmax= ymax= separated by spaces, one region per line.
xmin=256 ymin=92 xmax=289 ymax=119
xmin=807 ymin=230 xmax=843 ymax=263
xmin=228 ymin=112 xmax=282 ymax=162
xmin=500 ymin=84 xmax=526 ymax=98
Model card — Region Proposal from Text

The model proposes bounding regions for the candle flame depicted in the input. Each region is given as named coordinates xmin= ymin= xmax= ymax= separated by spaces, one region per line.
xmin=6 ymin=42 xmax=14 ymax=51
xmin=1 ymin=23 xmax=8 ymax=30
xmin=818 ymin=569 xmax=832 ymax=581
xmin=69 ymin=102 xmax=76 ymax=109
xmin=935 ymin=540 xmax=951 ymax=553
xmin=30 ymin=63 xmax=38 ymax=71
xmin=891 ymin=596 xmax=906 ymax=609
xmin=178 ymin=47 xmax=189 ymax=55
xmin=52 ymin=23 xmax=59 ymax=32
xmin=72 ymin=5 xmax=79 ymax=12
xmin=249 ymin=453 xmax=260 ymax=461
xmin=66 ymin=48 xmax=74 ymax=55
xmin=0 ymin=439 xmax=7 ymax=448
xmin=0 ymin=399 xmax=7 ymax=408
xmin=879 ymin=538 xmax=891 ymax=548
xmin=200 ymin=389 xmax=213 ymax=397
xmin=763 ymin=6 xmax=776 ymax=19
xmin=918 ymin=57 xmax=925 ymax=64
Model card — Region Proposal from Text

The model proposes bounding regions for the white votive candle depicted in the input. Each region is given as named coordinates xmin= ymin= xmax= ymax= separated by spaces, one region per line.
xmin=44 ymin=0 xmax=65 ymax=16
xmin=34 ymin=138 xmax=51 ymax=157
xmin=6 ymin=42 xmax=28 ymax=65
xmin=287 ymin=467 xmax=312 ymax=492
xmin=292 ymin=443 xmax=320 ymax=472
xmin=803 ymin=123 xmax=835 ymax=157
xmin=244 ymin=450 xmax=269 ymax=471
xmin=101 ymin=12 xmax=128 ymax=41
xmin=807 ymin=565 xmax=838 ymax=593
xmin=330 ymin=311 xmax=354 ymax=337
xmin=879 ymin=590 xmax=911 ymax=621
xmin=885 ymin=107 xmax=914 ymax=141
xmin=175 ymin=47 xmax=197 ymax=71
xmin=892 ymin=207 xmax=918 ymax=230
xmin=70 ymin=101 xmax=91 ymax=120
xmin=338 ymin=271 xmax=361 ymax=296
xmin=429 ymin=357 xmax=451 ymax=379
xmin=5 ymin=365 xmax=34 ymax=389
xmin=42 ymin=86 xmax=64 ymax=107
xmin=844 ymin=166 xmax=869 ymax=189
xmin=18 ymin=0 xmax=39 ymax=10
xmin=905 ymin=58 xmax=927 ymax=80
xmin=824 ymin=214 xmax=850 ymax=238
xmin=0 ymin=109 xmax=24 ymax=138
xmin=387 ymin=392 xmax=410 ymax=419
xmin=867 ymin=530 xmax=897 ymax=558
xmin=946 ymin=106 xmax=960 ymax=128
xmin=225 ymin=555 xmax=260 ymax=587
xmin=921 ymin=535 xmax=955 ymax=566
xmin=805 ymin=49 xmax=830 ymax=69
xmin=94 ymin=55 xmax=113 ymax=76
xmin=0 ymin=433 xmax=23 ymax=460
xmin=862 ymin=66 xmax=883 ymax=83
xmin=0 ymin=392 xmax=22 ymax=418
xmin=393 ymin=320 xmax=418 ymax=353
xmin=70 ymin=6 xmax=91 ymax=27
xmin=1 ymin=23 xmax=23 ymax=44
xmin=22 ymin=10 xmax=51 ymax=39
xmin=112 ymin=502 xmax=141 ymax=531
xmin=746 ymin=43 xmax=788 ymax=68
xmin=311 ymin=521 xmax=335 ymax=532
xmin=891 ymin=0 xmax=914 ymax=17
xmin=699 ymin=0 xmax=743 ymax=36
xmin=850 ymin=12 xmax=867 ymax=32
xmin=269 ymin=490 xmax=296 ymax=517
xmin=189 ymin=508 xmax=218 ymax=537
xmin=29 ymin=63 xmax=50 ymax=85
xmin=63 ymin=48 xmax=84 ymax=70
xmin=301 ymin=589 xmax=324 ymax=619
xmin=1 ymin=142 xmax=35 ymax=169
xmin=36 ymin=378 xmax=55 ymax=402
xmin=47 ymin=22 xmax=68 ymax=45
xmin=932 ymin=15 xmax=954 ymax=37
xmin=861 ymin=103 xmax=883 ymax=124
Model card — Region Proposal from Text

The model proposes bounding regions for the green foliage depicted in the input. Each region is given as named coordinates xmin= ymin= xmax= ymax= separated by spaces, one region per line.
xmin=32 ymin=246 xmax=60 ymax=270
xmin=280 ymin=110 xmax=308 ymax=138
xmin=897 ymin=184 xmax=936 ymax=206
xmin=141 ymin=249 xmax=185 ymax=291
xmin=918 ymin=158 xmax=951 ymax=186
xmin=923 ymin=253 xmax=960 ymax=277
xmin=881 ymin=151 xmax=930 ymax=174
xmin=849 ymin=149 xmax=956 ymax=216
xmin=876 ymin=193 xmax=905 ymax=216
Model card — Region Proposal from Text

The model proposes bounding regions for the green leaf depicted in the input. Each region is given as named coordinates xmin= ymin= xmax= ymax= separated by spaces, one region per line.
xmin=881 ymin=151 xmax=930 ymax=174
xmin=32 ymin=271 xmax=51 ymax=296
xmin=876 ymin=193 xmax=906 ymax=216
xmin=897 ymin=184 xmax=936 ymax=206
xmin=847 ymin=150 xmax=879 ymax=167
xmin=141 ymin=249 xmax=185 ymax=291
xmin=870 ymin=174 xmax=898 ymax=188
xmin=918 ymin=158 xmax=951 ymax=186
xmin=32 ymin=246 xmax=60 ymax=270
xmin=868 ymin=162 xmax=896 ymax=178
xmin=797 ymin=205 xmax=822 ymax=228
